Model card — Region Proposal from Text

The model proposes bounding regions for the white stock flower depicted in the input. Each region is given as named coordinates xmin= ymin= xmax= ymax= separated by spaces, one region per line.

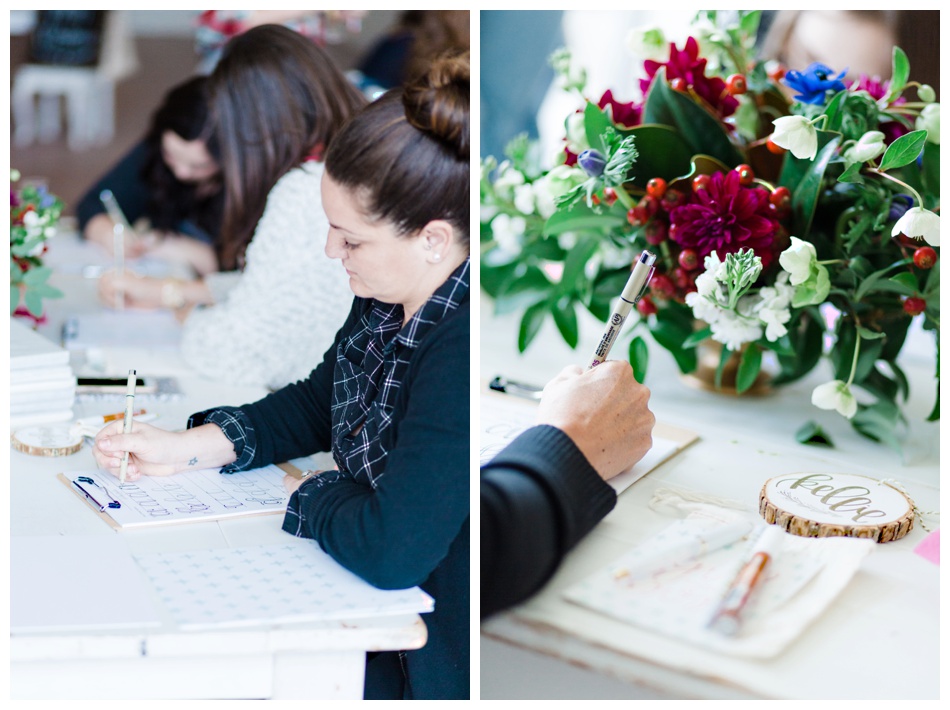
xmin=493 ymin=162 xmax=526 ymax=195
xmin=770 ymin=115 xmax=818 ymax=160
xmin=513 ymin=184 xmax=536 ymax=215
xmin=685 ymin=290 xmax=722 ymax=324
xmin=625 ymin=25 xmax=667 ymax=61
xmin=709 ymin=310 xmax=762 ymax=351
xmin=489 ymin=213 xmax=526 ymax=256
xmin=811 ymin=380 xmax=858 ymax=419
xmin=564 ymin=112 xmax=589 ymax=155
xmin=916 ymin=103 xmax=939 ymax=144
xmin=843 ymin=130 xmax=886 ymax=165
xmin=892 ymin=206 xmax=940 ymax=247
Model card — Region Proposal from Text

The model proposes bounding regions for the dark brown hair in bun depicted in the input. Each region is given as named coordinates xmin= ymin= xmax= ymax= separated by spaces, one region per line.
xmin=325 ymin=51 xmax=470 ymax=247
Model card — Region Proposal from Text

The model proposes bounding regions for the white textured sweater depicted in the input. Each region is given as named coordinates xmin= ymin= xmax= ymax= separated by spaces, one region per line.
xmin=181 ymin=162 xmax=353 ymax=390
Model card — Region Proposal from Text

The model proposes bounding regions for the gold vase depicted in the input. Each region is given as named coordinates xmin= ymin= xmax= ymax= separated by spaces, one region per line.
xmin=680 ymin=339 xmax=775 ymax=396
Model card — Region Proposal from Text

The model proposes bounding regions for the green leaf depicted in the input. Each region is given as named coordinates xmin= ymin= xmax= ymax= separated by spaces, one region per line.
xmin=837 ymin=162 xmax=864 ymax=184
xmin=821 ymin=90 xmax=848 ymax=133
xmin=878 ymin=130 xmax=927 ymax=171
xmin=795 ymin=420 xmax=834 ymax=447
xmin=24 ymin=289 xmax=45 ymax=317
xmin=551 ymin=297 xmax=579 ymax=349
xmin=558 ymin=236 xmax=600 ymax=296
xmin=618 ymin=125 xmax=694 ymax=188
xmin=629 ymin=335 xmax=649 ymax=383
xmin=922 ymin=142 xmax=939 ymax=197
xmin=584 ymin=101 xmax=612 ymax=155
xmin=887 ymin=47 xmax=910 ymax=103
xmin=772 ymin=310 xmax=824 ymax=386
xmin=21 ymin=265 xmax=54 ymax=286
xmin=10 ymin=285 xmax=21 ymax=313
xmin=682 ymin=325 xmax=713 ymax=349
xmin=778 ymin=131 xmax=841 ymax=239
xmin=854 ymin=259 xmax=910 ymax=301
xmin=851 ymin=401 xmax=903 ymax=453
xmin=736 ymin=345 xmax=762 ymax=394
xmin=543 ymin=200 xmax=626 ymax=237
xmin=518 ymin=300 xmax=549 ymax=352
xmin=641 ymin=67 xmax=743 ymax=168
xmin=739 ymin=10 xmax=761 ymax=40
xmin=714 ymin=345 xmax=732 ymax=390
xmin=650 ymin=318 xmax=697 ymax=373
xmin=856 ymin=326 xmax=886 ymax=340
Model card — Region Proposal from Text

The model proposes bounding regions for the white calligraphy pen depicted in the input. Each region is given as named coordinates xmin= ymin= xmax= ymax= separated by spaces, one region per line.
xmin=118 ymin=369 xmax=137 ymax=484
xmin=100 ymin=190 xmax=131 ymax=311
xmin=707 ymin=524 xmax=785 ymax=636
xmin=587 ymin=249 xmax=656 ymax=369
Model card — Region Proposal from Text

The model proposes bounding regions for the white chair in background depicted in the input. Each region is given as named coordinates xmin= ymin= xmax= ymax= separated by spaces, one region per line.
xmin=12 ymin=11 xmax=139 ymax=151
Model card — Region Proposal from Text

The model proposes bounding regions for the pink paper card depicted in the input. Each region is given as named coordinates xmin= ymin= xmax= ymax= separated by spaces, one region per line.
xmin=914 ymin=530 xmax=939 ymax=565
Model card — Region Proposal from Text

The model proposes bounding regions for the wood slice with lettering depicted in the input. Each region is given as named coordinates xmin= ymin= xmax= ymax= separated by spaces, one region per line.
xmin=759 ymin=472 xmax=914 ymax=543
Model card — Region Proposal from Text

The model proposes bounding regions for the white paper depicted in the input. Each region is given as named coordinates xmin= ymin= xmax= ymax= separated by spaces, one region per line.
xmin=564 ymin=519 xmax=875 ymax=658
xmin=480 ymin=394 xmax=680 ymax=493
xmin=11 ymin=535 xmax=162 ymax=633
xmin=67 ymin=465 xmax=290 ymax=528
xmin=136 ymin=542 xmax=435 ymax=630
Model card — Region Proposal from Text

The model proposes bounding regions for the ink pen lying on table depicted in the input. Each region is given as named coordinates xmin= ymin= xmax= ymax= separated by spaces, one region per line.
xmin=707 ymin=524 xmax=785 ymax=636
xmin=587 ymin=249 xmax=656 ymax=369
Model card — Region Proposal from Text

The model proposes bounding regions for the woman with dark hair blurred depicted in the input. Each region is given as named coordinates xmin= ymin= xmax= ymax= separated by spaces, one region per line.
xmin=77 ymin=75 xmax=223 ymax=275
xmin=94 ymin=51 xmax=471 ymax=699
xmin=99 ymin=25 xmax=366 ymax=390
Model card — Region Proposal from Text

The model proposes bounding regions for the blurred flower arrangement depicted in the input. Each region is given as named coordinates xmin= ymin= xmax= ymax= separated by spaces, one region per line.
xmin=480 ymin=11 xmax=939 ymax=450
xmin=10 ymin=169 xmax=64 ymax=321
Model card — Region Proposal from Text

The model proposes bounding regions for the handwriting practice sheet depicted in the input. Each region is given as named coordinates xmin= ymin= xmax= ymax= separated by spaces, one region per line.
xmin=135 ymin=541 xmax=435 ymax=630
xmin=64 ymin=464 xmax=290 ymax=528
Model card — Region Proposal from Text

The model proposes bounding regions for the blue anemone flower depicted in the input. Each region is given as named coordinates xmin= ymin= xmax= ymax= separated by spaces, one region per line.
xmin=783 ymin=63 xmax=847 ymax=105
xmin=577 ymin=149 xmax=607 ymax=178
xmin=888 ymin=194 xmax=914 ymax=222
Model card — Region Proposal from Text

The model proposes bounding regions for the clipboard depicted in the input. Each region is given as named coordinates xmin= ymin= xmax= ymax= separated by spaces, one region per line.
xmin=58 ymin=462 xmax=306 ymax=531
xmin=481 ymin=378 xmax=698 ymax=493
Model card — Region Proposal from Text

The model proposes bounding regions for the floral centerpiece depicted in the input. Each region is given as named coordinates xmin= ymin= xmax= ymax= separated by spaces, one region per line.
xmin=10 ymin=169 xmax=64 ymax=322
xmin=480 ymin=11 xmax=939 ymax=451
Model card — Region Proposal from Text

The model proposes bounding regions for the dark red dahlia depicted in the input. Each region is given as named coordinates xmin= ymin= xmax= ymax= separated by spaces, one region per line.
xmin=669 ymin=170 xmax=779 ymax=267
xmin=640 ymin=37 xmax=738 ymax=119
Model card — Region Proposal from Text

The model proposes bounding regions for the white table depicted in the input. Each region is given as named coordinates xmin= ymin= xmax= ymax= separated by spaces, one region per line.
xmin=9 ymin=238 xmax=427 ymax=699
xmin=479 ymin=293 xmax=940 ymax=700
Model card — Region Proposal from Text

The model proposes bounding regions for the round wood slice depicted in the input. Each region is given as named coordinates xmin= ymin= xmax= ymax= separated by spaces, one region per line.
xmin=11 ymin=425 xmax=83 ymax=457
xmin=759 ymin=472 xmax=914 ymax=543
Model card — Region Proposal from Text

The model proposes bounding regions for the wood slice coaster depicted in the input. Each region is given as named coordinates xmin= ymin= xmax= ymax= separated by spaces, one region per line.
xmin=759 ymin=472 xmax=914 ymax=543
xmin=11 ymin=425 xmax=83 ymax=457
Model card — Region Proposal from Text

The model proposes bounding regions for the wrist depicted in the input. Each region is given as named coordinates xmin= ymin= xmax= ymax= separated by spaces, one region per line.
xmin=160 ymin=278 xmax=187 ymax=309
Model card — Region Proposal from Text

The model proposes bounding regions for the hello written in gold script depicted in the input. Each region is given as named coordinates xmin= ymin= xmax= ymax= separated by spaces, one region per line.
xmin=776 ymin=473 xmax=887 ymax=522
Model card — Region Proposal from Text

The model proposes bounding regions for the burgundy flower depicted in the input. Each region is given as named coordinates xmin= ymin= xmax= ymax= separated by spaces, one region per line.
xmin=598 ymin=89 xmax=641 ymax=128
xmin=669 ymin=170 xmax=779 ymax=267
xmin=855 ymin=74 xmax=889 ymax=101
xmin=640 ymin=37 xmax=738 ymax=119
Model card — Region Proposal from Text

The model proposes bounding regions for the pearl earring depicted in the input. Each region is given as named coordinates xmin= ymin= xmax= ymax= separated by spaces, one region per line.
xmin=433 ymin=253 xmax=442 ymax=262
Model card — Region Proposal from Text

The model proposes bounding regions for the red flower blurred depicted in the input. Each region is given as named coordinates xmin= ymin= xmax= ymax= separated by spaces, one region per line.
xmin=854 ymin=74 xmax=910 ymax=144
xmin=598 ymin=89 xmax=641 ymax=128
xmin=641 ymin=37 xmax=738 ymax=119
xmin=669 ymin=170 xmax=779 ymax=267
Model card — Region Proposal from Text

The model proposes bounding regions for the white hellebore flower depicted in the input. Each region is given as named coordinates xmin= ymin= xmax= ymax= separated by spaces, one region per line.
xmin=533 ymin=164 xmax=586 ymax=219
xmin=812 ymin=380 xmax=858 ymax=419
xmin=779 ymin=237 xmax=817 ymax=285
xmin=916 ymin=103 xmax=939 ymax=145
xmin=843 ymin=130 xmax=886 ymax=166
xmin=770 ymin=115 xmax=818 ymax=160
xmin=892 ymin=206 xmax=940 ymax=247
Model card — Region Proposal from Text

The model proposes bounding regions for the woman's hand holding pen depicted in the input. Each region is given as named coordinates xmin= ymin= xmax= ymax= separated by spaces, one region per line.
xmin=94 ymin=422 xmax=238 ymax=481
xmin=537 ymin=362 xmax=655 ymax=481
xmin=97 ymin=271 xmax=165 ymax=309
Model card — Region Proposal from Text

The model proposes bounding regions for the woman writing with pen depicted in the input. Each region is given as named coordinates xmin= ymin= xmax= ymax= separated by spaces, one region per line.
xmin=94 ymin=52 xmax=471 ymax=700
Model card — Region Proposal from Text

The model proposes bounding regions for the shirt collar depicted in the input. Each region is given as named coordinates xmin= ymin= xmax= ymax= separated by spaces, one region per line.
xmin=394 ymin=257 xmax=470 ymax=350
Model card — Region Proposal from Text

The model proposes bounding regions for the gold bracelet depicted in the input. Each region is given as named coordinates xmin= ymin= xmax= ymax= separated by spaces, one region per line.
xmin=160 ymin=279 xmax=187 ymax=309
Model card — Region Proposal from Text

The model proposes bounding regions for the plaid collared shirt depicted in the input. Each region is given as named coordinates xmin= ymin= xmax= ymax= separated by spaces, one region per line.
xmin=190 ymin=258 xmax=470 ymax=492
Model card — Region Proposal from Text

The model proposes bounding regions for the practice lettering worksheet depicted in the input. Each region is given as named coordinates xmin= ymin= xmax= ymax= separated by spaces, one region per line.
xmin=63 ymin=464 xmax=290 ymax=528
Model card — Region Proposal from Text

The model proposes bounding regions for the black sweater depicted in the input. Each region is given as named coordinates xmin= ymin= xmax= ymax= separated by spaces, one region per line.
xmin=480 ymin=425 xmax=616 ymax=619
xmin=238 ymin=294 xmax=470 ymax=700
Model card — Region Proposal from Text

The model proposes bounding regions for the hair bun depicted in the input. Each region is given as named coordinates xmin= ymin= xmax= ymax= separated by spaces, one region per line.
xmin=403 ymin=52 xmax=470 ymax=160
